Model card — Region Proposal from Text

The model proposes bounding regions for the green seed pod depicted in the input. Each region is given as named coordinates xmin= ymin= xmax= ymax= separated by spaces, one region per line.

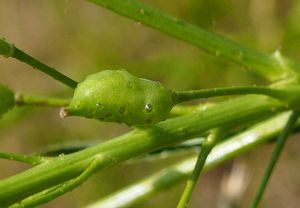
xmin=64 ymin=70 xmax=174 ymax=126
xmin=0 ymin=84 xmax=15 ymax=117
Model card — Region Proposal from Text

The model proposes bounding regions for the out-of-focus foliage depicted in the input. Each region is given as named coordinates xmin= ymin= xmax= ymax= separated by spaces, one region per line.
xmin=0 ymin=84 xmax=14 ymax=117
xmin=0 ymin=0 xmax=299 ymax=208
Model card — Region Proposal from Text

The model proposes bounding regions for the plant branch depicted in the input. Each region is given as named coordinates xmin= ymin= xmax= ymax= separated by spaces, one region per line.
xmin=9 ymin=185 xmax=61 ymax=208
xmin=15 ymin=93 xmax=70 ymax=108
xmin=85 ymin=112 xmax=299 ymax=208
xmin=0 ymin=152 xmax=46 ymax=166
xmin=38 ymin=138 xmax=203 ymax=157
xmin=87 ymin=0 xmax=300 ymax=81
xmin=250 ymin=111 xmax=299 ymax=208
xmin=0 ymin=94 xmax=287 ymax=206
xmin=11 ymin=156 xmax=104 ymax=208
xmin=177 ymin=129 xmax=222 ymax=208
xmin=0 ymin=38 xmax=78 ymax=89
xmin=173 ymin=86 xmax=284 ymax=104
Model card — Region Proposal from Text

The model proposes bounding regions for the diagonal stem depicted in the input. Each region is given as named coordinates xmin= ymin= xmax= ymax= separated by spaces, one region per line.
xmin=177 ymin=129 xmax=222 ymax=208
xmin=0 ymin=38 xmax=78 ymax=89
xmin=10 ymin=156 xmax=104 ymax=208
xmin=0 ymin=152 xmax=46 ymax=166
xmin=251 ymin=111 xmax=299 ymax=208
xmin=87 ymin=0 xmax=300 ymax=81
xmin=173 ymin=86 xmax=283 ymax=104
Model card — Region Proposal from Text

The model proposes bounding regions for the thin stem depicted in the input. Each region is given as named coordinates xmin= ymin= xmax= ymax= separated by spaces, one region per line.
xmin=0 ymin=38 xmax=78 ymax=89
xmin=177 ymin=129 xmax=222 ymax=208
xmin=15 ymin=93 xmax=70 ymax=107
xmin=10 ymin=185 xmax=61 ymax=208
xmin=87 ymin=0 xmax=300 ymax=81
xmin=173 ymin=86 xmax=283 ymax=104
xmin=0 ymin=152 xmax=46 ymax=166
xmin=250 ymin=111 xmax=299 ymax=208
xmin=11 ymin=156 xmax=103 ymax=208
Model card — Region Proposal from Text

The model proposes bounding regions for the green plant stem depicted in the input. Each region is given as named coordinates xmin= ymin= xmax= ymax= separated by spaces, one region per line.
xmin=177 ymin=129 xmax=222 ymax=208
xmin=11 ymin=156 xmax=103 ymax=208
xmin=0 ymin=38 xmax=78 ymax=89
xmin=39 ymin=138 xmax=203 ymax=157
xmin=0 ymin=152 xmax=46 ymax=166
xmin=15 ymin=93 xmax=70 ymax=107
xmin=10 ymin=185 xmax=61 ymax=208
xmin=86 ymin=112 xmax=299 ymax=208
xmin=0 ymin=94 xmax=287 ymax=206
xmin=250 ymin=111 xmax=299 ymax=208
xmin=170 ymin=103 xmax=213 ymax=117
xmin=87 ymin=0 xmax=300 ymax=81
xmin=173 ymin=86 xmax=283 ymax=104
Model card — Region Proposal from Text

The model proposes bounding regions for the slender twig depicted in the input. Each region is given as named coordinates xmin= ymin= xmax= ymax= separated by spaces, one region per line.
xmin=0 ymin=152 xmax=46 ymax=166
xmin=250 ymin=111 xmax=299 ymax=208
xmin=0 ymin=38 xmax=78 ymax=89
xmin=177 ymin=129 xmax=222 ymax=208
xmin=173 ymin=86 xmax=284 ymax=104
xmin=9 ymin=185 xmax=61 ymax=208
xmin=15 ymin=93 xmax=70 ymax=108
xmin=10 ymin=156 xmax=104 ymax=208
xmin=87 ymin=0 xmax=300 ymax=81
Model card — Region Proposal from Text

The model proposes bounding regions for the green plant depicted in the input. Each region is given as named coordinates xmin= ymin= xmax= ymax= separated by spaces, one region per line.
xmin=0 ymin=1 xmax=300 ymax=208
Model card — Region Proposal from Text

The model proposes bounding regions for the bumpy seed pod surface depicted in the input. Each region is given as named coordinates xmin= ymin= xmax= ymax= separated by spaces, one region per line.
xmin=0 ymin=84 xmax=15 ymax=117
xmin=66 ymin=70 xmax=174 ymax=126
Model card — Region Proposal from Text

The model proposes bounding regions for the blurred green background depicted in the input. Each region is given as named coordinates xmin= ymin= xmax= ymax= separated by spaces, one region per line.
xmin=1 ymin=0 xmax=300 ymax=207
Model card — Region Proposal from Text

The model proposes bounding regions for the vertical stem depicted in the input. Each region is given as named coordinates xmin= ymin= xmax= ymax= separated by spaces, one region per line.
xmin=251 ymin=111 xmax=299 ymax=208
xmin=177 ymin=129 xmax=222 ymax=208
